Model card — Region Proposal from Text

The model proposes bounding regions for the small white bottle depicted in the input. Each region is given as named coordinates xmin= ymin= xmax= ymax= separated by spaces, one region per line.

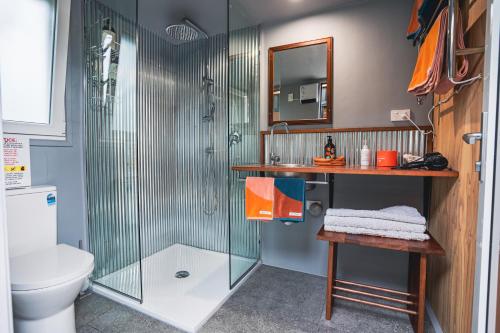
xmin=360 ymin=140 xmax=371 ymax=166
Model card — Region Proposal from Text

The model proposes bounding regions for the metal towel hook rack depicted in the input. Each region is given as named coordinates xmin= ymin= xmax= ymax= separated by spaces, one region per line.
xmin=447 ymin=0 xmax=484 ymax=84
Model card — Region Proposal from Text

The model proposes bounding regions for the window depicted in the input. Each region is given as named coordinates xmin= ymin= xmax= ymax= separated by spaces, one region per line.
xmin=0 ymin=0 xmax=71 ymax=139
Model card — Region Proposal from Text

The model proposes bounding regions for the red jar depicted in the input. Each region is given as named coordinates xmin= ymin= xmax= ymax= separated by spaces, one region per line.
xmin=376 ymin=150 xmax=398 ymax=167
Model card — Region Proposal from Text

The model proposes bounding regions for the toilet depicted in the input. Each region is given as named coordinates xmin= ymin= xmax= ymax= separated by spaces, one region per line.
xmin=6 ymin=186 xmax=94 ymax=333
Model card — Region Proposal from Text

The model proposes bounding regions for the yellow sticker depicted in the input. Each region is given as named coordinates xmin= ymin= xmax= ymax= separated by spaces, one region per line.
xmin=4 ymin=165 xmax=26 ymax=172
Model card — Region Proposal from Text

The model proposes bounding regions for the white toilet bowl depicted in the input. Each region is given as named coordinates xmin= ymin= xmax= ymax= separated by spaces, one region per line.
xmin=10 ymin=244 xmax=94 ymax=333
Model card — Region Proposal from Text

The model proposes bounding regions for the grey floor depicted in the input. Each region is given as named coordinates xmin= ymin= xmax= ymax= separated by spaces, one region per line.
xmin=76 ymin=265 xmax=435 ymax=333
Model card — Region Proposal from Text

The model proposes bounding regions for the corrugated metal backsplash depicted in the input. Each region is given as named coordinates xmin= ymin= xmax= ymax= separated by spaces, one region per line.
xmin=264 ymin=129 xmax=429 ymax=165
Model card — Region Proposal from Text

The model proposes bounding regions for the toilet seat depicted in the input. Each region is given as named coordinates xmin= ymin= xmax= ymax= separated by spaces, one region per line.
xmin=10 ymin=244 xmax=94 ymax=291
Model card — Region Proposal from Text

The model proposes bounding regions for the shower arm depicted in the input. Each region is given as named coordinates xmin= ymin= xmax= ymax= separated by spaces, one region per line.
xmin=183 ymin=18 xmax=208 ymax=40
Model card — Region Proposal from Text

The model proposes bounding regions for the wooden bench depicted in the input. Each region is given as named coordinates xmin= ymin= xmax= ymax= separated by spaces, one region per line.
xmin=317 ymin=226 xmax=445 ymax=333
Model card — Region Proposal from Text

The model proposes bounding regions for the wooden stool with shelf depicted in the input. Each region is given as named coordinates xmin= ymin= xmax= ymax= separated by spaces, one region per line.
xmin=317 ymin=226 xmax=445 ymax=333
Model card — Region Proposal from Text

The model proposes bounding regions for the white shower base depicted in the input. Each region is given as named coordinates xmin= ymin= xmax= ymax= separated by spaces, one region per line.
xmin=92 ymin=244 xmax=258 ymax=332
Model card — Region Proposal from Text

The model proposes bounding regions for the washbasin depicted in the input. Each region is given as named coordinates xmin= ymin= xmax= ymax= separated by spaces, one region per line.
xmin=265 ymin=163 xmax=316 ymax=182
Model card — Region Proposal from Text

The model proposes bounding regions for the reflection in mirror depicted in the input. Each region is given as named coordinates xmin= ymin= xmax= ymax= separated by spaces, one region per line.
xmin=269 ymin=38 xmax=332 ymax=126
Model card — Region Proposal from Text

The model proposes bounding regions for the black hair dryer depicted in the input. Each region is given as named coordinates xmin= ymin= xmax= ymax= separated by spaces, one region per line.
xmin=399 ymin=152 xmax=449 ymax=171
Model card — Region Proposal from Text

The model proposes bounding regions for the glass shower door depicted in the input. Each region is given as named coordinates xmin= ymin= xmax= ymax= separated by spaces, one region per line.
xmin=84 ymin=0 xmax=142 ymax=301
xmin=228 ymin=24 xmax=261 ymax=287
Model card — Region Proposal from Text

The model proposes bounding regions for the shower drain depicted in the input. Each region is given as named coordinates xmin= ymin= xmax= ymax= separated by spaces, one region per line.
xmin=175 ymin=270 xmax=190 ymax=279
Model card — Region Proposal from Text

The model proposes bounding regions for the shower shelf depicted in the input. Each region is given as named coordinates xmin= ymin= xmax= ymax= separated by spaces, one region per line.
xmin=88 ymin=76 xmax=117 ymax=86
xmin=88 ymin=46 xmax=121 ymax=59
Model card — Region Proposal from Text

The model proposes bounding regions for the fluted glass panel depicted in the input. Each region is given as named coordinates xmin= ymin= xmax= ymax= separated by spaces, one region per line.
xmin=136 ymin=27 xmax=177 ymax=257
xmin=228 ymin=26 xmax=261 ymax=286
xmin=171 ymin=35 xmax=229 ymax=253
xmin=84 ymin=0 xmax=142 ymax=300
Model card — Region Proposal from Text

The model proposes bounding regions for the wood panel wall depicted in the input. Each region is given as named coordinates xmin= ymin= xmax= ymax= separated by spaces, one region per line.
xmin=427 ymin=1 xmax=486 ymax=332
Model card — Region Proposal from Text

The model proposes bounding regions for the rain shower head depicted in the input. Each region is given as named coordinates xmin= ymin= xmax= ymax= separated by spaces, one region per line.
xmin=165 ymin=18 xmax=208 ymax=42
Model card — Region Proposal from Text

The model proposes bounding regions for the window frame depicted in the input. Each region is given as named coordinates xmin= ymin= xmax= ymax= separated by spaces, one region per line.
xmin=2 ymin=0 xmax=71 ymax=140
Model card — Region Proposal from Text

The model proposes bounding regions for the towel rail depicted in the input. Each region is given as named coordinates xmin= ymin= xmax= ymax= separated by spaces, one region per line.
xmin=236 ymin=178 xmax=329 ymax=185
xmin=236 ymin=172 xmax=330 ymax=185
xmin=447 ymin=0 xmax=458 ymax=79
xmin=456 ymin=47 xmax=485 ymax=56
xmin=447 ymin=0 xmax=484 ymax=82
xmin=416 ymin=0 xmax=484 ymax=81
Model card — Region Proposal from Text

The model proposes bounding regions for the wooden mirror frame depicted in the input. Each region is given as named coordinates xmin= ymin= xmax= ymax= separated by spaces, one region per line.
xmin=268 ymin=37 xmax=333 ymax=126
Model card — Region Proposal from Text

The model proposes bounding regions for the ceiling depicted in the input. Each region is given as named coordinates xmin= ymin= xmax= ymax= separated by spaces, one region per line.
xmin=138 ymin=0 xmax=227 ymax=37
xmin=230 ymin=0 xmax=365 ymax=30
xmin=102 ymin=0 xmax=364 ymax=38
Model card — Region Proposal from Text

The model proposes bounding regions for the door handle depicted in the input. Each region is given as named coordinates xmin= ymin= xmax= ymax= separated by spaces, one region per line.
xmin=463 ymin=132 xmax=483 ymax=145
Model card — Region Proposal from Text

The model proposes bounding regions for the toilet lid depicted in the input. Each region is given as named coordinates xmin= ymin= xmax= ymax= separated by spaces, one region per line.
xmin=10 ymin=244 xmax=94 ymax=291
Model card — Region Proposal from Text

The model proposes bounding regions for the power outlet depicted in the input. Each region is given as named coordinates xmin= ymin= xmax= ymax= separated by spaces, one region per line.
xmin=391 ymin=109 xmax=412 ymax=122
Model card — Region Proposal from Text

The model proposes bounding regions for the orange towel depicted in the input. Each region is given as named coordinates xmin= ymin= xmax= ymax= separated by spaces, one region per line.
xmin=408 ymin=8 xmax=446 ymax=96
xmin=406 ymin=0 xmax=424 ymax=39
xmin=245 ymin=177 xmax=274 ymax=221
xmin=408 ymin=6 xmax=469 ymax=96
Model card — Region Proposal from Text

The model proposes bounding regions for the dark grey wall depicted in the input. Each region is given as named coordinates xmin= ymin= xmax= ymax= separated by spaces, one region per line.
xmin=30 ymin=0 xmax=87 ymax=249
xmin=260 ymin=0 xmax=426 ymax=290
xmin=260 ymin=0 xmax=432 ymax=129
xmin=262 ymin=175 xmax=423 ymax=290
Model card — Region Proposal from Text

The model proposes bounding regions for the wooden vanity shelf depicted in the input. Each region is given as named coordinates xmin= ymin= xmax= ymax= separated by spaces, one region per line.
xmin=235 ymin=126 xmax=457 ymax=332
xmin=231 ymin=164 xmax=459 ymax=178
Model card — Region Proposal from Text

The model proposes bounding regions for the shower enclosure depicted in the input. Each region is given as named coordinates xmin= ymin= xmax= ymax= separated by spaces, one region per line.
xmin=83 ymin=0 xmax=260 ymax=330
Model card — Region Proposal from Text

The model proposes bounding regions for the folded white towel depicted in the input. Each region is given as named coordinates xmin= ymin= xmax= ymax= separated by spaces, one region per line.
xmin=324 ymin=216 xmax=426 ymax=233
xmin=324 ymin=225 xmax=430 ymax=241
xmin=325 ymin=205 xmax=425 ymax=225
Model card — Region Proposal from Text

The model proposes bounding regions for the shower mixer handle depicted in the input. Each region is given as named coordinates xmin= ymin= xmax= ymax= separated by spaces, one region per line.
xmin=229 ymin=130 xmax=242 ymax=146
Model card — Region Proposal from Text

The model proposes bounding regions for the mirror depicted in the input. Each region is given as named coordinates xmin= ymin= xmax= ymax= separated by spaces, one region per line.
xmin=268 ymin=37 xmax=333 ymax=126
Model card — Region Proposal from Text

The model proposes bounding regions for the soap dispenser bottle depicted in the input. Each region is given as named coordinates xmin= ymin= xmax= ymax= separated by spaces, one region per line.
xmin=360 ymin=140 xmax=371 ymax=166
xmin=324 ymin=136 xmax=336 ymax=159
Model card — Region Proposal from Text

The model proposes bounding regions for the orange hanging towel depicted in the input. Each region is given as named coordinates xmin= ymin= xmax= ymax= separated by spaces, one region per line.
xmin=408 ymin=8 xmax=447 ymax=96
xmin=406 ymin=0 xmax=424 ymax=39
xmin=408 ymin=6 xmax=469 ymax=96
xmin=245 ymin=177 xmax=274 ymax=221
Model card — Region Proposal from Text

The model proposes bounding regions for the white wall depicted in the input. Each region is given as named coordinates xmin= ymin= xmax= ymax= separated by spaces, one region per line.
xmin=30 ymin=0 xmax=87 ymax=250
xmin=0 ymin=65 xmax=14 ymax=333
xmin=260 ymin=0 xmax=431 ymax=130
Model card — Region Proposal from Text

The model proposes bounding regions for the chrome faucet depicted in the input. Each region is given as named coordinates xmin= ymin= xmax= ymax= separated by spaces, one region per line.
xmin=269 ymin=122 xmax=289 ymax=165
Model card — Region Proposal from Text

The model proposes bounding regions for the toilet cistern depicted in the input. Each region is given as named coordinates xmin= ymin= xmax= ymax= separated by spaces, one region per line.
xmin=6 ymin=186 xmax=94 ymax=333
xmin=269 ymin=122 xmax=289 ymax=165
